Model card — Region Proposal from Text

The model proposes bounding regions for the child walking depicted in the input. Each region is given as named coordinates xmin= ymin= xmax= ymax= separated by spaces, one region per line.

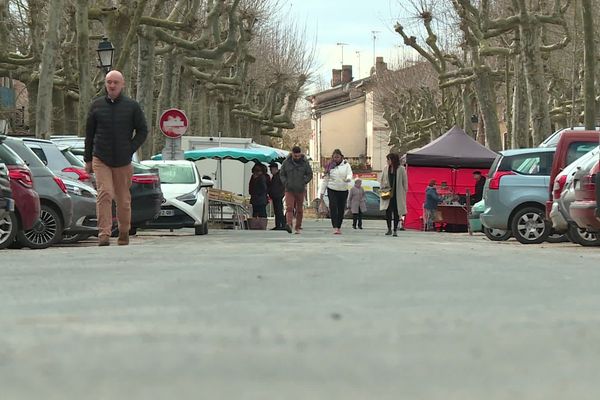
xmin=347 ymin=179 xmax=367 ymax=229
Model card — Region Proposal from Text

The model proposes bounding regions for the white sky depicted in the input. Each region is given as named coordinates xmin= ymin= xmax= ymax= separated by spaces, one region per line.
xmin=288 ymin=0 xmax=414 ymax=88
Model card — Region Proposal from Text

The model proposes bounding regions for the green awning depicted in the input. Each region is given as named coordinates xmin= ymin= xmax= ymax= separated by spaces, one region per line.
xmin=152 ymin=146 xmax=287 ymax=163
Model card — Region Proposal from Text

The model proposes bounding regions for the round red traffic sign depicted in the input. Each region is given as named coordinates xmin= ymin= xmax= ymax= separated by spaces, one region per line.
xmin=159 ymin=108 xmax=188 ymax=138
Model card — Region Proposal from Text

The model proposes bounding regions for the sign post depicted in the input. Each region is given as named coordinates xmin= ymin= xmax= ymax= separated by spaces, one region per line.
xmin=159 ymin=108 xmax=189 ymax=160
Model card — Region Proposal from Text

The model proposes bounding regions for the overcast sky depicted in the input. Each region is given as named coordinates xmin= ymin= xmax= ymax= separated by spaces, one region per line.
xmin=288 ymin=0 xmax=412 ymax=87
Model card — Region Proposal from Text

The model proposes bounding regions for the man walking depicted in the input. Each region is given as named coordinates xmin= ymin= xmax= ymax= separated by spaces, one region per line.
xmin=280 ymin=146 xmax=313 ymax=234
xmin=84 ymin=70 xmax=148 ymax=246
xmin=268 ymin=162 xmax=285 ymax=230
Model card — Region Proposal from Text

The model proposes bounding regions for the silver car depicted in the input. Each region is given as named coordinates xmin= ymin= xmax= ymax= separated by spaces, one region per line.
xmin=3 ymin=137 xmax=73 ymax=248
xmin=481 ymin=147 xmax=555 ymax=244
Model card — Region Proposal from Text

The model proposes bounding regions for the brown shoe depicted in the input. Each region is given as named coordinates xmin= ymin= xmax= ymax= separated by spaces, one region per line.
xmin=117 ymin=231 xmax=129 ymax=246
xmin=98 ymin=235 xmax=110 ymax=246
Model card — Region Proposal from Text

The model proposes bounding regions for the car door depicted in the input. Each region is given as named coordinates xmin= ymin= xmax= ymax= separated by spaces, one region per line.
xmin=364 ymin=191 xmax=383 ymax=217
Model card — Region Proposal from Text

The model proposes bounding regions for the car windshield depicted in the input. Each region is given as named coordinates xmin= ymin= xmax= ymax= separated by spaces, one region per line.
xmin=149 ymin=164 xmax=196 ymax=184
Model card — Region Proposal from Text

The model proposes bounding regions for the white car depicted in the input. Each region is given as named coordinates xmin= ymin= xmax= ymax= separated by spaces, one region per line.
xmin=141 ymin=160 xmax=212 ymax=235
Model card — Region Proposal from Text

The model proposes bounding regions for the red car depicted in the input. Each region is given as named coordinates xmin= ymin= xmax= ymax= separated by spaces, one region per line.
xmin=0 ymin=139 xmax=40 ymax=248
xmin=569 ymin=160 xmax=600 ymax=232
xmin=545 ymin=130 xmax=599 ymax=219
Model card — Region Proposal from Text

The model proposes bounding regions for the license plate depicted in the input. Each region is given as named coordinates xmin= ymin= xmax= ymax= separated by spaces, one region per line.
xmin=159 ymin=209 xmax=175 ymax=217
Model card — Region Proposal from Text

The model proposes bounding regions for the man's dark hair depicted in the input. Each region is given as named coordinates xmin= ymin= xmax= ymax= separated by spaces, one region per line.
xmin=473 ymin=170 xmax=482 ymax=175
xmin=292 ymin=146 xmax=302 ymax=154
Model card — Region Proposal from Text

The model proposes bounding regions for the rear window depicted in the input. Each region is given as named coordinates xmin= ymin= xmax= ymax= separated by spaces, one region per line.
xmin=150 ymin=164 xmax=197 ymax=184
xmin=61 ymin=149 xmax=85 ymax=167
xmin=567 ymin=142 xmax=598 ymax=165
xmin=501 ymin=152 xmax=553 ymax=176
xmin=0 ymin=143 xmax=25 ymax=165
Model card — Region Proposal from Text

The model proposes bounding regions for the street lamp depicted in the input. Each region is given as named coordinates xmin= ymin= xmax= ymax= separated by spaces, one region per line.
xmin=96 ymin=37 xmax=115 ymax=74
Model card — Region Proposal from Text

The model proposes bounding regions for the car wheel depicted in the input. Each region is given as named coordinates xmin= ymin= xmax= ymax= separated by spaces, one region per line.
xmin=567 ymin=223 xmax=600 ymax=246
xmin=483 ymin=227 xmax=512 ymax=241
xmin=195 ymin=221 xmax=208 ymax=236
xmin=510 ymin=207 xmax=550 ymax=245
xmin=546 ymin=233 xmax=569 ymax=243
xmin=0 ymin=212 xmax=18 ymax=250
xmin=17 ymin=205 xmax=63 ymax=249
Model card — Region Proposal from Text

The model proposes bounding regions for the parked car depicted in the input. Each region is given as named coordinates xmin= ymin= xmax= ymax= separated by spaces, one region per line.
xmin=539 ymin=126 xmax=600 ymax=148
xmin=50 ymin=135 xmax=139 ymax=162
xmin=0 ymin=162 xmax=14 ymax=229
xmin=19 ymin=137 xmax=93 ymax=187
xmin=545 ymin=130 xmax=599 ymax=218
xmin=140 ymin=160 xmax=210 ymax=235
xmin=0 ymin=139 xmax=40 ymax=249
xmin=569 ymin=158 xmax=600 ymax=235
xmin=3 ymin=137 xmax=74 ymax=248
xmin=549 ymin=146 xmax=600 ymax=246
xmin=481 ymin=147 xmax=555 ymax=244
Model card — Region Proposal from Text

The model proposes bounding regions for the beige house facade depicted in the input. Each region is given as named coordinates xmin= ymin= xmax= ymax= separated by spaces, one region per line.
xmin=305 ymin=59 xmax=391 ymax=201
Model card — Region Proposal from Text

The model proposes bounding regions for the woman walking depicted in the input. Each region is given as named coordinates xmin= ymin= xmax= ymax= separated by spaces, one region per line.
xmin=379 ymin=153 xmax=408 ymax=236
xmin=320 ymin=149 xmax=353 ymax=234
xmin=347 ymin=179 xmax=367 ymax=229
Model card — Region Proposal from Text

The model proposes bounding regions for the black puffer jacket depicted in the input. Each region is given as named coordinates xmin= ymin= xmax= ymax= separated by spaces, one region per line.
xmin=84 ymin=94 xmax=148 ymax=167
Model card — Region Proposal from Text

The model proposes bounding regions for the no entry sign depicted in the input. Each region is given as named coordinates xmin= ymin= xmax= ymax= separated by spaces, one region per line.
xmin=159 ymin=108 xmax=188 ymax=138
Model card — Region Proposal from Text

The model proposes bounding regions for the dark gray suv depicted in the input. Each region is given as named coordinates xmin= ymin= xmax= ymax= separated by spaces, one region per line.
xmin=3 ymin=137 xmax=73 ymax=248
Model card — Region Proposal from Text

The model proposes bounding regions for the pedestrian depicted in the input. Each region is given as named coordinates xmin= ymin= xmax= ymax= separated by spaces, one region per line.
xmin=379 ymin=153 xmax=408 ymax=236
xmin=320 ymin=149 xmax=353 ymax=234
xmin=424 ymin=179 xmax=442 ymax=231
xmin=84 ymin=70 xmax=148 ymax=246
xmin=472 ymin=170 xmax=486 ymax=203
xmin=249 ymin=163 xmax=269 ymax=224
xmin=268 ymin=161 xmax=285 ymax=230
xmin=280 ymin=146 xmax=313 ymax=234
xmin=347 ymin=178 xmax=366 ymax=229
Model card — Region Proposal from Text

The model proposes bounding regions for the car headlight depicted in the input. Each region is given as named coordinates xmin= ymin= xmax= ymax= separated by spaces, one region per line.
xmin=176 ymin=191 xmax=198 ymax=206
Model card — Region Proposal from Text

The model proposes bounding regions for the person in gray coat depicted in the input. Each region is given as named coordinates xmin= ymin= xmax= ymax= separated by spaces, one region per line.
xmin=379 ymin=153 xmax=408 ymax=236
xmin=346 ymin=179 xmax=367 ymax=229
xmin=279 ymin=146 xmax=313 ymax=234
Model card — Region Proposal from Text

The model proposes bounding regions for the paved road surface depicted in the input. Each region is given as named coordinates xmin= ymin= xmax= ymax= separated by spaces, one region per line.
xmin=1 ymin=220 xmax=599 ymax=399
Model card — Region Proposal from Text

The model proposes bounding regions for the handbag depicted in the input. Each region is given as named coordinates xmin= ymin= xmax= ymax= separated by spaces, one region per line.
xmin=380 ymin=189 xmax=392 ymax=200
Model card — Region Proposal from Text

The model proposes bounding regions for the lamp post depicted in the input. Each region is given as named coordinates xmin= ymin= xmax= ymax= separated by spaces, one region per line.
xmin=96 ymin=37 xmax=115 ymax=74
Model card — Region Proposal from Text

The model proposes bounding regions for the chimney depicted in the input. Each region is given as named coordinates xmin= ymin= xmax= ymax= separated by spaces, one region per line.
xmin=331 ymin=69 xmax=342 ymax=87
xmin=341 ymin=65 xmax=353 ymax=83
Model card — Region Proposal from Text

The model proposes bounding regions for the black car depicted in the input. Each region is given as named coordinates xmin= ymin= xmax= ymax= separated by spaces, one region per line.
xmin=0 ymin=161 xmax=14 ymax=223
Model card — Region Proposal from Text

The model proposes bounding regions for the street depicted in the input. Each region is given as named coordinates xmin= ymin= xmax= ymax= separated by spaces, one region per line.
xmin=1 ymin=219 xmax=600 ymax=399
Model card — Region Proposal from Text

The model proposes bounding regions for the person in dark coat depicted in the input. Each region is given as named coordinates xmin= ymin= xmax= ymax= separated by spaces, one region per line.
xmin=280 ymin=146 xmax=313 ymax=234
xmin=84 ymin=70 xmax=148 ymax=247
xmin=268 ymin=162 xmax=285 ymax=230
xmin=472 ymin=170 xmax=486 ymax=203
xmin=424 ymin=179 xmax=442 ymax=231
xmin=249 ymin=163 xmax=268 ymax=218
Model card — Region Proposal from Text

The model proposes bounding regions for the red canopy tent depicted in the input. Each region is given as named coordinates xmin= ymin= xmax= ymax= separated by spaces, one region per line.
xmin=403 ymin=126 xmax=498 ymax=230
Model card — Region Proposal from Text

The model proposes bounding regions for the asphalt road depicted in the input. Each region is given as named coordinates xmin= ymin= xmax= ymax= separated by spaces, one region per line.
xmin=1 ymin=219 xmax=600 ymax=399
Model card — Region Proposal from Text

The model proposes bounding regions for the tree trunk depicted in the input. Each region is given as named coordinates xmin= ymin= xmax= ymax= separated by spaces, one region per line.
xmin=75 ymin=0 xmax=90 ymax=136
xmin=52 ymin=88 xmax=65 ymax=133
xmin=64 ymin=94 xmax=78 ymax=133
xmin=520 ymin=16 xmax=551 ymax=145
xmin=512 ymin=53 xmax=530 ymax=148
xmin=136 ymin=29 xmax=156 ymax=159
xmin=27 ymin=80 xmax=38 ymax=133
xmin=473 ymin=70 xmax=502 ymax=151
xmin=153 ymin=52 xmax=175 ymax=155
xmin=462 ymin=84 xmax=474 ymax=136
xmin=35 ymin=0 xmax=64 ymax=139
xmin=581 ymin=0 xmax=596 ymax=129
